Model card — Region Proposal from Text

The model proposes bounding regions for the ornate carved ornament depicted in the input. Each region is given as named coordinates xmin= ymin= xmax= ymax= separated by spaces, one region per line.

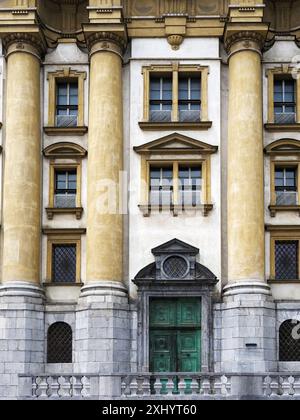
xmin=86 ymin=31 xmax=127 ymax=56
xmin=3 ymin=32 xmax=46 ymax=58
xmin=224 ymin=30 xmax=266 ymax=54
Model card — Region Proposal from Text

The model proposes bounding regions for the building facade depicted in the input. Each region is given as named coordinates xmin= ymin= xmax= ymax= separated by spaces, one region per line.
xmin=0 ymin=0 xmax=299 ymax=400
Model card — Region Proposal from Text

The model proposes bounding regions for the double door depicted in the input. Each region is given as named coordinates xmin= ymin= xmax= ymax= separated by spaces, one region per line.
xmin=149 ymin=298 xmax=201 ymax=373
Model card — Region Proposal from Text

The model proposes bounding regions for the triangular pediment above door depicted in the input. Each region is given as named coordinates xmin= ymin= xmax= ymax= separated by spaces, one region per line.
xmin=133 ymin=133 xmax=218 ymax=155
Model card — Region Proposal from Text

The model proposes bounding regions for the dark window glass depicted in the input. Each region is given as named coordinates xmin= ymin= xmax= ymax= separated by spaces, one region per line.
xmin=274 ymin=79 xmax=296 ymax=124
xmin=149 ymin=166 xmax=173 ymax=206
xmin=150 ymin=76 xmax=172 ymax=121
xmin=178 ymin=165 xmax=202 ymax=206
xmin=47 ymin=322 xmax=72 ymax=364
xmin=279 ymin=320 xmax=300 ymax=362
xmin=54 ymin=170 xmax=77 ymax=208
xmin=56 ymin=81 xmax=78 ymax=127
xmin=275 ymin=167 xmax=297 ymax=205
xmin=52 ymin=245 xmax=76 ymax=283
xmin=275 ymin=241 xmax=298 ymax=280
xmin=178 ymin=76 xmax=201 ymax=108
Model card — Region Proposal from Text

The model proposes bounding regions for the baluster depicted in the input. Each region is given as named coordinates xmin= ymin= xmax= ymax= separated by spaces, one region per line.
xmin=129 ymin=377 xmax=139 ymax=397
xmin=70 ymin=376 xmax=82 ymax=398
xmin=293 ymin=376 xmax=300 ymax=397
xmin=270 ymin=376 xmax=280 ymax=397
xmin=213 ymin=377 xmax=222 ymax=396
xmin=190 ymin=378 xmax=200 ymax=395
xmin=166 ymin=378 xmax=174 ymax=396
xmin=177 ymin=376 xmax=186 ymax=395
xmin=221 ymin=375 xmax=231 ymax=396
xmin=38 ymin=377 xmax=49 ymax=399
xmin=281 ymin=376 xmax=294 ymax=397
xmin=142 ymin=376 xmax=151 ymax=397
xmin=81 ymin=376 xmax=90 ymax=398
xmin=153 ymin=377 xmax=162 ymax=395
xmin=200 ymin=377 xmax=211 ymax=396
xmin=58 ymin=376 xmax=71 ymax=398
xmin=32 ymin=377 xmax=38 ymax=398
xmin=263 ymin=376 xmax=272 ymax=397
xmin=48 ymin=376 xmax=59 ymax=399
xmin=121 ymin=376 xmax=129 ymax=396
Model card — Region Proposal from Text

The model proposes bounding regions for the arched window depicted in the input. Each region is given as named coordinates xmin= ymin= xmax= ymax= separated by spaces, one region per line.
xmin=279 ymin=319 xmax=300 ymax=362
xmin=47 ymin=322 xmax=72 ymax=364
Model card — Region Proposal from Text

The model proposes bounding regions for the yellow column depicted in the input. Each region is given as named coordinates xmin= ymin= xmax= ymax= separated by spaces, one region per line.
xmin=2 ymin=36 xmax=43 ymax=284
xmin=226 ymin=33 xmax=265 ymax=284
xmin=86 ymin=33 xmax=125 ymax=283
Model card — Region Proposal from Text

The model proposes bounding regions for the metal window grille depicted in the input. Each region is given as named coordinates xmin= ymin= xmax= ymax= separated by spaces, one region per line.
xmin=52 ymin=245 xmax=76 ymax=283
xmin=275 ymin=241 xmax=299 ymax=280
xmin=47 ymin=322 xmax=72 ymax=364
xmin=163 ymin=256 xmax=188 ymax=278
xmin=279 ymin=320 xmax=300 ymax=362
xmin=56 ymin=81 xmax=78 ymax=127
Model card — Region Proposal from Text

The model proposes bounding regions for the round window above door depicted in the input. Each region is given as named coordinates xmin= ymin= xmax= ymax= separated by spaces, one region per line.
xmin=162 ymin=256 xmax=189 ymax=279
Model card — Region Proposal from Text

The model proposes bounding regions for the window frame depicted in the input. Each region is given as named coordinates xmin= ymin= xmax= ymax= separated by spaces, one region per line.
xmin=266 ymin=66 xmax=300 ymax=130
xmin=45 ymin=231 xmax=83 ymax=285
xmin=268 ymin=227 xmax=300 ymax=283
xmin=140 ymin=64 xmax=211 ymax=130
xmin=46 ymin=68 xmax=87 ymax=135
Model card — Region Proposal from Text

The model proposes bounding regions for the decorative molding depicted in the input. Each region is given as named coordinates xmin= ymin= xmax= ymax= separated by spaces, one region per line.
xmin=46 ymin=207 xmax=84 ymax=220
xmin=43 ymin=228 xmax=86 ymax=235
xmin=44 ymin=142 xmax=87 ymax=159
xmin=134 ymin=132 xmax=218 ymax=155
xmin=139 ymin=121 xmax=213 ymax=131
xmin=265 ymin=139 xmax=300 ymax=155
xmin=265 ymin=123 xmax=300 ymax=132
xmin=44 ymin=127 xmax=88 ymax=136
xmin=167 ymin=34 xmax=184 ymax=50
xmin=3 ymin=32 xmax=46 ymax=58
xmin=224 ymin=31 xmax=266 ymax=54
xmin=86 ymin=31 xmax=127 ymax=56
xmin=269 ymin=205 xmax=300 ymax=218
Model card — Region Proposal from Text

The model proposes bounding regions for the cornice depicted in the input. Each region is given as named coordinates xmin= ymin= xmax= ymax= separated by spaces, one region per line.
xmin=3 ymin=32 xmax=46 ymax=59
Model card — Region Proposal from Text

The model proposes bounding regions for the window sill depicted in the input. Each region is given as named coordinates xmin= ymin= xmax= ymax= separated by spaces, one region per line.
xmin=269 ymin=205 xmax=300 ymax=217
xmin=265 ymin=123 xmax=300 ymax=132
xmin=46 ymin=207 xmax=83 ymax=220
xmin=138 ymin=121 xmax=212 ymax=131
xmin=43 ymin=282 xmax=83 ymax=287
xmin=268 ymin=279 xmax=300 ymax=284
xmin=44 ymin=126 xmax=88 ymax=136
xmin=139 ymin=204 xmax=213 ymax=217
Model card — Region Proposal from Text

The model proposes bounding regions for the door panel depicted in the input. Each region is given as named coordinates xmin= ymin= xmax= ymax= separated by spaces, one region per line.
xmin=178 ymin=330 xmax=201 ymax=372
xmin=150 ymin=330 xmax=176 ymax=372
xmin=149 ymin=298 xmax=201 ymax=374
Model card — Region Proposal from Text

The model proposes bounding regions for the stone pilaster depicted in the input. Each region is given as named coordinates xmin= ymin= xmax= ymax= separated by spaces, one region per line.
xmin=219 ymin=29 xmax=277 ymax=375
xmin=0 ymin=34 xmax=45 ymax=399
xmin=75 ymin=32 xmax=131 ymax=376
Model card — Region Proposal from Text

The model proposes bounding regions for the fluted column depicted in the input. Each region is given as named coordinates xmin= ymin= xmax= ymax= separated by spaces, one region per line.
xmin=226 ymin=32 xmax=265 ymax=285
xmin=86 ymin=33 xmax=125 ymax=284
xmin=2 ymin=35 xmax=43 ymax=285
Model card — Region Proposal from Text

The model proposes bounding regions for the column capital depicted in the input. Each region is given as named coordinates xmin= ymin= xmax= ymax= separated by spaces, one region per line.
xmin=3 ymin=32 xmax=46 ymax=60
xmin=224 ymin=30 xmax=266 ymax=55
xmin=86 ymin=31 xmax=127 ymax=59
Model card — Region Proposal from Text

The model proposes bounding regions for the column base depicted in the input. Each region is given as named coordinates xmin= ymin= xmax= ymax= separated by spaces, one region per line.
xmin=0 ymin=282 xmax=45 ymax=399
xmin=216 ymin=281 xmax=277 ymax=374
xmin=75 ymin=282 xmax=131 ymax=374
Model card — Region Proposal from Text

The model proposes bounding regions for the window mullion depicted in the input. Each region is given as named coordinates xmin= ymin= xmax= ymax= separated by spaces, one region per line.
xmin=172 ymin=70 xmax=179 ymax=122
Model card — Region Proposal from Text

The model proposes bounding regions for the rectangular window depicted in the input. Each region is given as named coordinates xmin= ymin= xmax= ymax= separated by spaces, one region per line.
xmin=178 ymin=75 xmax=201 ymax=122
xmin=56 ymin=81 xmax=78 ymax=127
xmin=54 ymin=170 xmax=77 ymax=208
xmin=149 ymin=166 xmax=173 ymax=206
xmin=275 ymin=240 xmax=299 ymax=280
xmin=52 ymin=244 xmax=77 ymax=283
xmin=275 ymin=167 xmax=297 ymax=205
xmin=150 ymin=75 xmax=172 ymax=122
xmin=178 ymin=165 xmax=202 ymax=206
xmin=274 ymin=78 xmax=296 ymax=124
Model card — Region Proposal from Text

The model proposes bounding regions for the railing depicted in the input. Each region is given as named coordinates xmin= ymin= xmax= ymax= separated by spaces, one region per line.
xmin=121 ymin=374 xmax=231 ymax=399
xmin=18 ymin=373 xmax=300 ymax=400
xmin=263 ymin=375 xmax=300 ymax=398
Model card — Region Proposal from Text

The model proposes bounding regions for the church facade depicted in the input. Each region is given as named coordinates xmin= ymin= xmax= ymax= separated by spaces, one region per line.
xmin=0 ymin=0 xmax=300 ymax=400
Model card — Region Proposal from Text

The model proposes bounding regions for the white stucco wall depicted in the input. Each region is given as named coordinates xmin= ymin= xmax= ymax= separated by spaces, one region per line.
xmin=127 ymin=38 xmax=222 ymax=298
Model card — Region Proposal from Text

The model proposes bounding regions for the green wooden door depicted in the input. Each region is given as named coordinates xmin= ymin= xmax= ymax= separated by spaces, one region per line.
xmin=149 ymin=298 xmax=201 ymax=373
